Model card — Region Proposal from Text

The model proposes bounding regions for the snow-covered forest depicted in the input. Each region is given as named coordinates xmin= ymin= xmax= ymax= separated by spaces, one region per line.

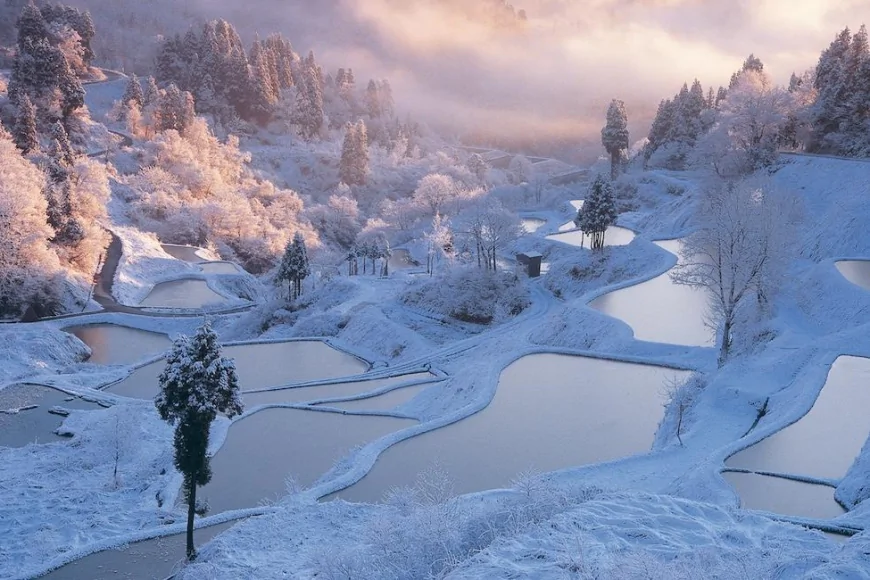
xmin=6 ymin=1 xmax=870 ymax=579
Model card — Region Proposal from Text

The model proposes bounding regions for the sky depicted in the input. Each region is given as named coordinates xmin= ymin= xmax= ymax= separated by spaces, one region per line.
xmin=80 ymin=0 xmax=870 ymax=156
xmin=200 ymin=0 xmax=870 ymax=156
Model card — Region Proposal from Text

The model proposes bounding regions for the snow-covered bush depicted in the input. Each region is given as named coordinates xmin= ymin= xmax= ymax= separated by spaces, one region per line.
xmin=653 ymin=373 xmax=707 ymax=449
xmin=401 ymin=267 xmax=530 ymax=324
xmin=125 ymin=118 xmax=317 ymax=272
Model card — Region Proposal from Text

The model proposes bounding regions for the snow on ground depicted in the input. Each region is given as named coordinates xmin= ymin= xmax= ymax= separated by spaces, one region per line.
xmin=111 ymin=226 xmax=261 ymax=308
xmin=111 ymin=226 xmax=199 ymax=306
xmin=0 ymin=326 xmax=89 ymax=386
xmin=11 ymin=153 xmax=870 ymax=578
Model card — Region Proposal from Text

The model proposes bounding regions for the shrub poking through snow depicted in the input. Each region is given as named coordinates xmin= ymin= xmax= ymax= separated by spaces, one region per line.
xmin=155 ymin=322 xmax=244 ymax=561
xmin=401 ymin=267 xmax=530 ymax=324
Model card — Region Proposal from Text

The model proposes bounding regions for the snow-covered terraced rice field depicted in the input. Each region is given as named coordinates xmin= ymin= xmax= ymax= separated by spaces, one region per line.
xmin=138 ymin=279 xmax=228 ymax=309
xmin=723 ymin=471 xmax=845 ymax=520
xmin=336 ymin=354 xmax=690 ymax=502
xmin=65 ymin=324 xmax=171 ymax=365
xmin=107 ymin=341 xmax=370 ymax=399
xmin=726 ymin=356 xmax=870 ymax=480
xmin=589 ymin=239 xmax=713 ymax=346
xmin=835 ymin=260 xmax=870 ymax=290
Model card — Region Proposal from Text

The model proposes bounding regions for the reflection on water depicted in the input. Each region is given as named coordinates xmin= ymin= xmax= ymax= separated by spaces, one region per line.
xmin=42 ymin=522 xmax=235 ymax=580
xmin=336 ymin=354 xmax=688 ymax=502
xmin=109 ymin=341 xmax=369 ymax=399
xmin=203 ymin=408 xmax=416 ymax=513
xmin=199 ymin=262 xmax=240 ymax=275
xmin=139 ymin=280 xmax=227 ymax=309
xmin=0 ymin=385 xmax=101 ymax=448
xmin=727 ymin=356 xmax=870 ymax=479
xmin=161 ymin=244 xmax=204 ymax=262
xmin=243 ymin=373 xmax=432 ymax=408
xmin=589 ymin=240 xmax=712 ymax=346
xmin=836 ymin=260 xmax=870 ymax=291
xmin=723 ymin=471 xmax=845 ymax=520
xmin=66 ymin=325 xmax=170 ymax=365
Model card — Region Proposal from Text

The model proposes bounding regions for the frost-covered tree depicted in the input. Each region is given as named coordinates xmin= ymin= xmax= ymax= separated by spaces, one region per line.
xmin=0 ymin=129 xmax=61 ymax=317
xmin=414 ymin=173 xmax=458 ymax=217
xmin=295 ymin=55 xmax=324 ymax=139
xmin=577 ymin=175 xmax=617 ymax=251
xmin=467 ymin=153 xmax=488 ymax=183
xmin=601 ymin=99 xmax=629 ymax=179
xmin=155 ymin=322 xmax=243 ymax=561
xmin=459 ymin=198 xmax=523 ymax=271
xmin=672 ymin=179 xmax=800 ymax=366
xmin=365 ymin=79 xmax=381 ymax=118
xmin=13 ymin=94 xmax=38 ymax=154
xmin=339 ymin=120 xmax=369 ymax=186
xmin=122 ymin=73 xmax=143 ymax=109
xmin=144 ymin=75 xmax=160 ymax=107
xmin=276 ymin=232 xmax=311 ymax=299
xmin=426 ymin=213 xmax=453 ymax=276
xmin=694 ymin=69 xmax=788 ymax=176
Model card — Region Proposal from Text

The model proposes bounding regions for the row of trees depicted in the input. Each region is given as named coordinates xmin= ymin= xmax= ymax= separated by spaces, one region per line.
xmin=810 ymin=25 xmax=870 ymax=155
xmin=7 ymin=2 xmax=86 ymax=124
xmin=345 ymin=234 xmax=392 ymax=277
xmin=153 ymin=18 xmax=397 ymax=138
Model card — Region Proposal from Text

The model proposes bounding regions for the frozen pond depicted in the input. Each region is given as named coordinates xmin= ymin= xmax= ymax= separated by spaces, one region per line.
xmin=42 ymin=521 xmax=235 ymax=580
xmin=108 ymin=341 xmax=369 ymax=399
xmin=336 ymin=354 xmax=689 ymax=502
xmin=589 ymin=240 xmax=713 ymax=346
xmin=199 ymin=262 xmax=240 ymax=275
xmin=202 ymin=408 xmax=416 ymax=513
xmin=0 ymin=385 xmax=101 ymax=448
xmin=727 ymin=356 xmax=870 ymax=479
xmin=139 ymin=279 xmax=227 ymax=309
xmin=521 ymin=218 xmax=546 ymax=233
xmin=836 ymin=260 xmax=870 ymax=290
xmin=65 ymin=324 xmax=171 ymax=365
xmin=161 ymin=244 xmax=205 ymax=262
xmin=723 ymin=472 xmax=845 ymax=520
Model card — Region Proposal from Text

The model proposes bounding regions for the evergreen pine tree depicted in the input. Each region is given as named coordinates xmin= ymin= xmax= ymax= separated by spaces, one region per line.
xmin=601 ymin=99 xmax=629 ymax=179
xmin=295 ymin=60 xmax=323 ymax=139
xmin=122 ymin=73 xmax=144 ymax=108
xmin=365 ymin=79 xmax=381 ymax=118
xmin=577 ymin=175 xmax=617 ymax=251
xmin=155 ymin=322 xmax=243 ymax=561
xmin=16 ymin=2 xmax=48 ymax=51
xmin=339 ymin=120 xmax=369 ymax=186
xmin=276 ymin=232 xmax=311 ymax=299
xmin=13 ymin=93 xmax=38 ymax=154
xmin=144 ymin=76 xmax=160 ymax=107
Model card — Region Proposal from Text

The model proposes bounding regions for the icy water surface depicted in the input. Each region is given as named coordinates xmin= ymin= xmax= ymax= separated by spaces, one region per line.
xmin=42 ymin=521 xmax=235 ymax=580
xmin=199 ymin=262 xmax=240 ymax=275
xmin=0 ymin=385 xmax=101 ymax=448
xmin=161 ymin=244 xmax=205 ymax=262
xmin=727 ymin=356 xmax=870 ymax=479
xmin=108 ymin=341 xmax=369 ymax=399
xmin=202 ymin=409 xmax=416 ymax=513
xmin=835 ymin=260 xmax=870 ymax=290
xmin=139 ymin=279 xmax=227 ymax=309
xmin=336 ymin=354 xmax=689 ymax=502
xmin=65 ymin=324 xmax=171 ymax=365
xmin=521 ymin=218 xmax=546 ymax=233
xmin=242 ymin=373 xmax=433 ymax=407
xmin=589 ymin=240 xmax=713 ymax=346
xmin=723 ymin=472 xmax=845 ymax=520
